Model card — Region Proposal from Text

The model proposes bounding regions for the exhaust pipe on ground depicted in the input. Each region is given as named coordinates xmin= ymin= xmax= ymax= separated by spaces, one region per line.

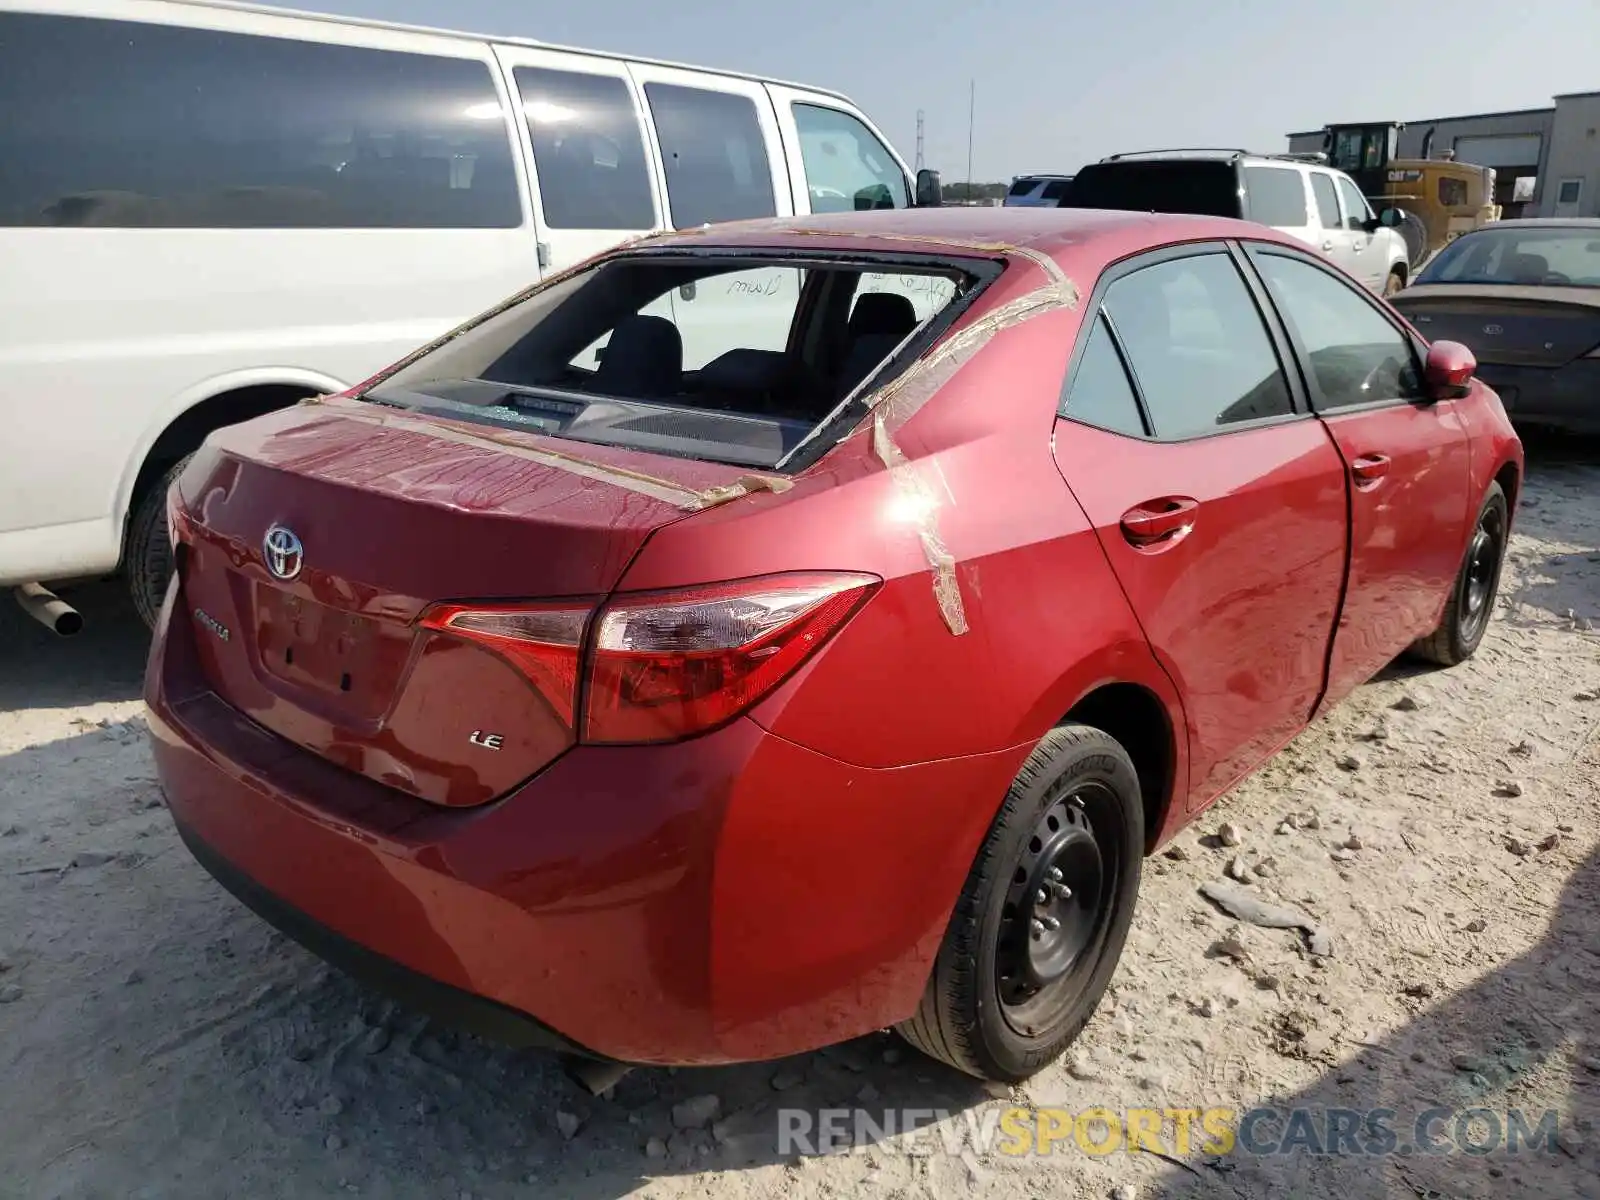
xmin=14 ymin=583 xmax=83 ymax=637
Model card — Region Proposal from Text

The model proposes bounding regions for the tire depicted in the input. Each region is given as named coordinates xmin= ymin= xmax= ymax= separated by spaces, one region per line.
xmin=127 ymin=454 xmax=192 ymax=630
xmin=895 ymin=724 xmax=1144 ymax=1082
xmin=1409 ymin=480 xmax=1508 ymax=666
xmin=1383 ymin=267 xmax=1406 ymax=297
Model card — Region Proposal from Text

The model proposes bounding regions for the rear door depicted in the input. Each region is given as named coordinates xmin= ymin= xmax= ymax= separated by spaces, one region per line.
xmin=628 ymin=65 xmax=795 ymax=371
xmin=1052 ymin=244 xmax=1349 ymax=810
xmin=1242 ymin=164 xmax=1317 ymax=251
xmin=1245 ymin=243 xmax=1472 ymax=710
xmin=493 ymin=48 xmax=676 ymax=367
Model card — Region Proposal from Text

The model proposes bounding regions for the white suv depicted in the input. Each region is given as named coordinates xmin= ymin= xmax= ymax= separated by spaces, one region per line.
xmin=1064 ymin=149 xmax=1412 ymax=295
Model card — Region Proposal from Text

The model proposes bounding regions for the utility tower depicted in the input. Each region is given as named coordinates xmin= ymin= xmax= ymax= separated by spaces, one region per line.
xmin=914 ymin=110 xmax=925 ymax=172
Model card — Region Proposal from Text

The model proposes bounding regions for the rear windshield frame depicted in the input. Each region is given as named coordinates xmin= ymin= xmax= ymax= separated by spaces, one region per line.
xmin=356 ymin=245 xmax=1008 ymax=475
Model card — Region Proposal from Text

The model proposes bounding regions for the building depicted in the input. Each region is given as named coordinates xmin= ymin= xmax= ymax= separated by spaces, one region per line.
xmin=1287 ymin=90 xmax=1600 ymax=219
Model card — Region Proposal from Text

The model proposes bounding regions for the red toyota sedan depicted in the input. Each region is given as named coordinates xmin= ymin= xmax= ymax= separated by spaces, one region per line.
xmin=145 ymin=209 xmax=1522 ymax=1086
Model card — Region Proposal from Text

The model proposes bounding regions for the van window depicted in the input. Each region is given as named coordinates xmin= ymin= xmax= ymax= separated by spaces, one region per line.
xmin=791 ymin=104 xmax=908 ymax=213
xmin=514 ymin=68 xmax=655 ymax=230
xmin=0 ymin=12 xmax=520 ymax=229
xmin=643 ymin=85 xmax=777 ymax=228
xmin=1242 ymin=167 xmax=1308 ymax=227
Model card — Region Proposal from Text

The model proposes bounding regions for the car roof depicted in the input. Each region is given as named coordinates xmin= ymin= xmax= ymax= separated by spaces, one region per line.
xmin=632 ymin=207 xmax=1299 ymax=271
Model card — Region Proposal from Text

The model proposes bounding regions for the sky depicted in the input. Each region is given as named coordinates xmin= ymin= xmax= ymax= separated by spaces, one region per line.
xmin=271 ymin=0 xmax=1600 ymax=182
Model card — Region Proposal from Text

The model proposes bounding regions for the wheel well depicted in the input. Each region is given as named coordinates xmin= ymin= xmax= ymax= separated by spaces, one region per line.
xmin=1389 ymin=262 xmax=1407 ymax=282
xmin=1494 ymin=459 xmax=1520 ymax=513
xmin=1060 ymin=683 xmax=1175 ymax=855
xmin=126 ymin=384 xmax=314 ymax=532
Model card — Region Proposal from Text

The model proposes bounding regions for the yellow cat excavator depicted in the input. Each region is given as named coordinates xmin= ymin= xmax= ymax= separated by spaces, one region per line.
xmin=1318 ymin=121 xmax=1500 ymax=271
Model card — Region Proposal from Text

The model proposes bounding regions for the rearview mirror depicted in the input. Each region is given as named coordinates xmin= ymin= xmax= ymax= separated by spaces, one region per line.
xmin=1424 ymin=339 xmax=1476 ymax=401
xmin=914 ymin=168 xmax=943 ymax=208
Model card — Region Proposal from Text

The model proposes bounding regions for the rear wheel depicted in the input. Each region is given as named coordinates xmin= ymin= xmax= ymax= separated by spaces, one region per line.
xmin=127 ymin=454 xmax=192 ymax=630
xmin=1410 ymin=480 xmax=1508 ymax=666
xmin=895 ymin=724 xmax=1143 ymax=1082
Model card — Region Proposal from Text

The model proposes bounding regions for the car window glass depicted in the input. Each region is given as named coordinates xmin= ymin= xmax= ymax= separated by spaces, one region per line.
xmin=643 ymin=84 xmax=777 ymax=228
xmin=0 ymin=12 xmax=521 ymax=229
xmin=1309 ymin=173 xmax=1340 ymax=230
xmin=1103 ymin=253 xmax=1293 ymax=438
xmin=1417 ymin=228 xmax=1600 ymax=286
xmin=791 ymin=104 xmax=908 ymax=213
xmin=1063 ymin=314 xmax=1146 ymax=437
xmin=1336 ymin=176 xmax=1371 ymax=231
xmin=1255 ymin=252 xmax=1421 ymax=409
xmin=514 ymin=67 xmax=654 ymax=230
xmin=1243 ymin=167 xmax=1308 ymax=227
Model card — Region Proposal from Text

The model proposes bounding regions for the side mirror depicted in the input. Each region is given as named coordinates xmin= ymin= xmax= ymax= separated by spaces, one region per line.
xmin=913 ymin=168 xmax=943 ymax=208
xmin=1378 ymin=207 xmax=1404 ymax=228
xmin=1424 ymin=339 xmax=1476 ymax=401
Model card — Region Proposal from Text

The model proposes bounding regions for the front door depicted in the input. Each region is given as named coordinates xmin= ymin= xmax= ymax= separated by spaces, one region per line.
xmin=1335 ymin=174 xmax=1386 ymax=291
xmin=1053 ymin=245 xmax=1348 ymax=810
xmin=1246 ymin=244 xmax=1472 ymax=711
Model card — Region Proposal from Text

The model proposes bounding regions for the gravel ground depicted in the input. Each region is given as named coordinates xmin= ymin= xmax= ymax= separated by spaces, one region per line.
xmin=2 ymin=443 xmax=1598 ymax=1200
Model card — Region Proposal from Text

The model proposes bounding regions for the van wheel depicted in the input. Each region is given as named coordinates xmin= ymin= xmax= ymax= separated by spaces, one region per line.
xmin=1410 ymin=480 xmax=1508 ymax=666
xmin=1383 ymin=268 xmax=1406 ymax=297
xmin=895 ymin=724 xmax=1143 ymax=1082
xmin=127 ymin=455 xmax=192 ymax=630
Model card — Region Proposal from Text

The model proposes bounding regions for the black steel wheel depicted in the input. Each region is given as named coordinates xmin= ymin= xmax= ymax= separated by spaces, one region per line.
xmin=127 ymin=454 xmax=192 ymax=631
xmin=1411 ymin=479 xmax=1510 ymax=666
xmin=896 ymin=724 xmax=1143 ymax=1082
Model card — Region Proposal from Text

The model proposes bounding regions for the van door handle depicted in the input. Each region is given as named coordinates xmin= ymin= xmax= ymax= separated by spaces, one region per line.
xmin=1120 ymin=497 xmax=1199 ymax=546
xmin=1321 ymin=240 xmax=1335 ymax=251
xmin=1351 ymin=453 xmax=1391 ymax=488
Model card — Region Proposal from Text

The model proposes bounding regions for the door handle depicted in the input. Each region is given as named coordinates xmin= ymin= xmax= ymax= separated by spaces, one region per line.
xmin=1120 ymin=497 xmax=1199 ymax=545
xmin=1351 ymin=453 xmax=1391 ymax=487
xmin=1321 ymin=240 xmax=1335 ymax=251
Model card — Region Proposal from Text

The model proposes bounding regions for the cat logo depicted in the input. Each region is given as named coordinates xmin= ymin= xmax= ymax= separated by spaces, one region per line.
xmin=469 ymin=730 xmax=504 ymax=751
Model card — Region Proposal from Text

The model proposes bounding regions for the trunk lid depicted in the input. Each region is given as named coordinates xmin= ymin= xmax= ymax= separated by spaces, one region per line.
xmin=1393 ymin=284 xmax=1600 ymax=368
xmin=174 ymin=399 xmax=758 ymax=807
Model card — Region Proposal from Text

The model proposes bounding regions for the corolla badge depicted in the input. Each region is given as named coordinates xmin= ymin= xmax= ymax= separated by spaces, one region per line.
xmin=263 ymin=525 xmax=304 ymax=581
xmin=1483 ymin=324 xmax=1504 ymax=335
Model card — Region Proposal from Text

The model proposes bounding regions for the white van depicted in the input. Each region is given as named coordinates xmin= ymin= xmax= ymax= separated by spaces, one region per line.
xmin=0 ymin=0 xmax=943 ymax=629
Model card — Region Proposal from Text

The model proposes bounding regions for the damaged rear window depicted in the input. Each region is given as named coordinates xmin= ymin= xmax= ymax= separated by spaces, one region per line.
xmin=361 ymin=252 xmax=988 ymax=470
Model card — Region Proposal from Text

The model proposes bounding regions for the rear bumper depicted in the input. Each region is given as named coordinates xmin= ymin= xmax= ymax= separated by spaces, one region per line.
xmin=145 ymin=585 xmax=1024 ymax=1066
xmin=1477 ymin=360 xmax=1600 ymax=434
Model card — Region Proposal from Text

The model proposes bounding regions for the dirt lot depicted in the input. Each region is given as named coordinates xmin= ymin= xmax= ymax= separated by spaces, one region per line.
xmin=3 ymin=444 xmax=1598 ymax=1200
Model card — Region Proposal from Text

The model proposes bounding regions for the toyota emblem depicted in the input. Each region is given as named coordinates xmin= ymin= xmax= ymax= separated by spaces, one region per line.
xmin=263 ymin=525 xmax=304 ymax=581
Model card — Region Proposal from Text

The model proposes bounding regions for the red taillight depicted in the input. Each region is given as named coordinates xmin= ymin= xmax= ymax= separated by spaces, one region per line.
xmin=419 ymin=602 xmax=591 ymax=726
xmin=421 ymin=572 xmax=878 ymax=744
xmin=583 ymin=572 xmax=879 ymax=744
